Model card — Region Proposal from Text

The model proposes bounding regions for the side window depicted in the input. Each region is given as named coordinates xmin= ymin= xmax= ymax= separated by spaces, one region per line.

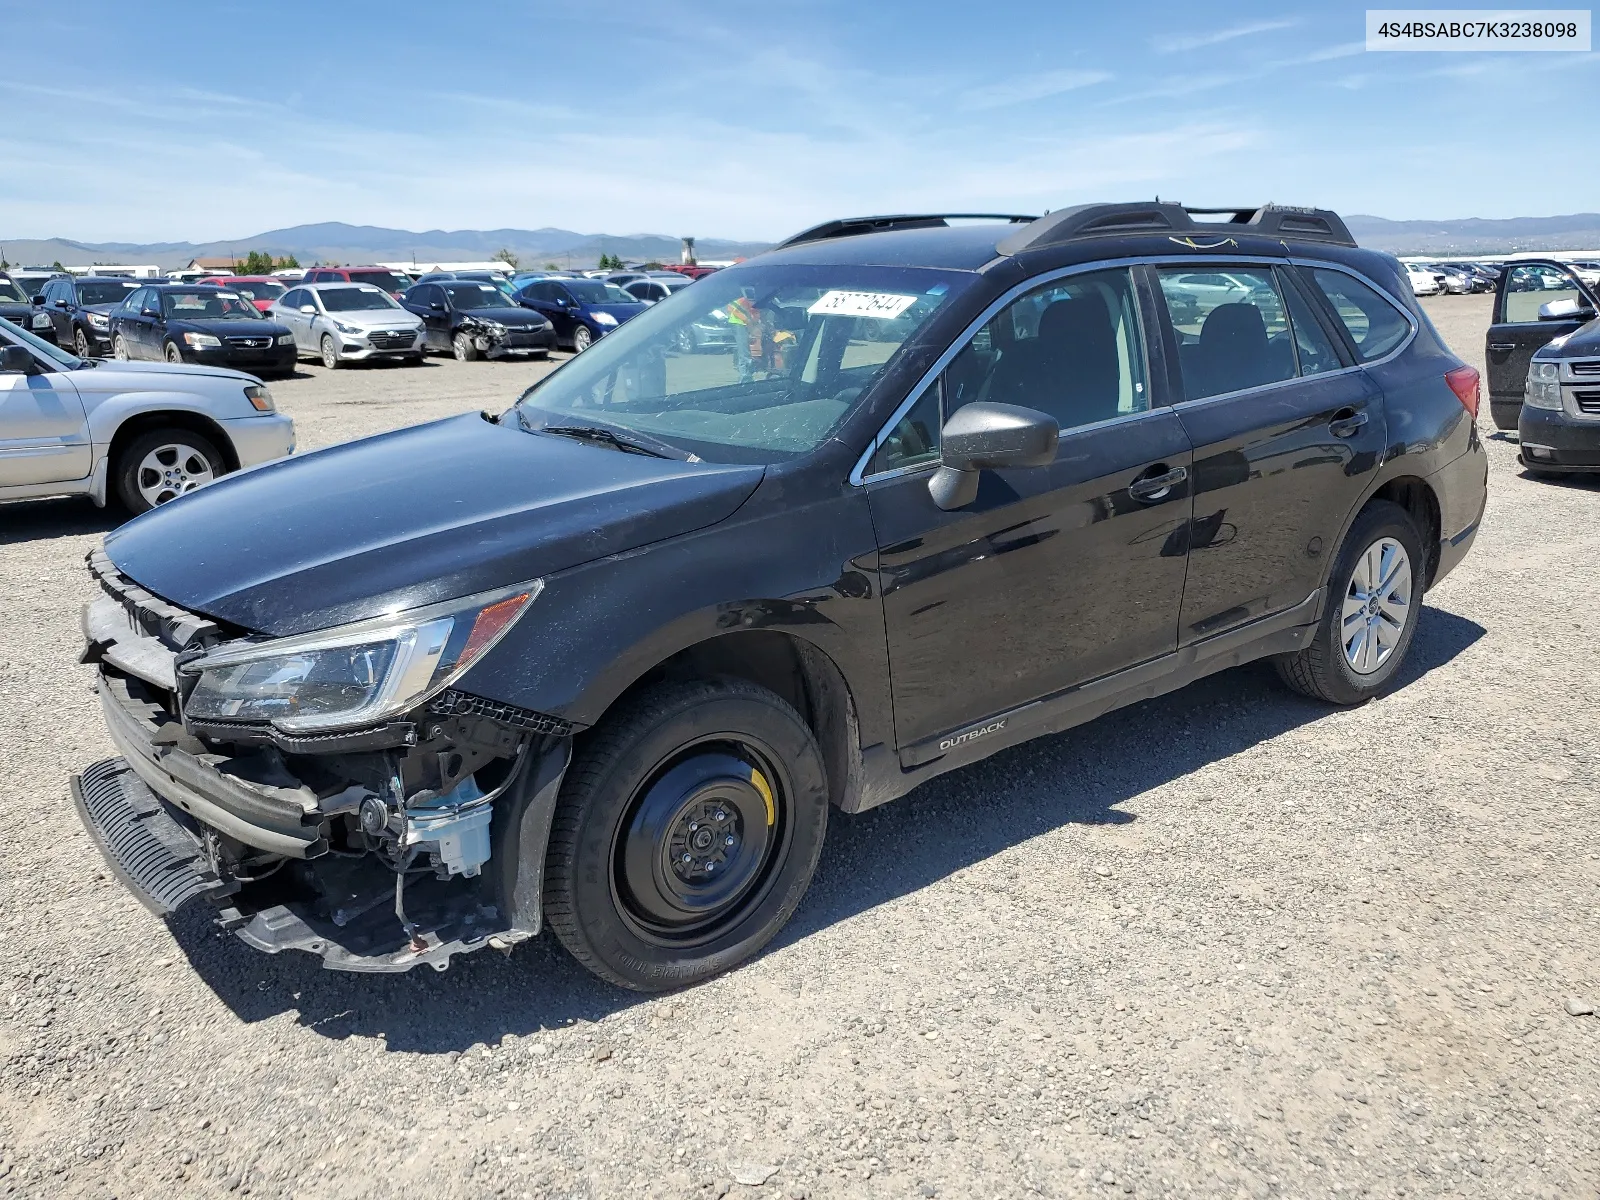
xmin=871 ymin=384 xmax=941 ymax=475
xmin=282 ymin=289 xmax=304 ymax=309
xmin=1157 ymin=268 xmax=1294 ymax=401
xmin=1501 ymin=264 xmax=1581 ymax=323
xmin=44 ymin=280 xmax=65 ymax=304
xmin=1309 ymin=269 xmax=1411 ymax=362
xmin=1280 ymin=273 xmax=1342 ymax=376
xmin=948 ymin=268 xmax=1148 ymax=431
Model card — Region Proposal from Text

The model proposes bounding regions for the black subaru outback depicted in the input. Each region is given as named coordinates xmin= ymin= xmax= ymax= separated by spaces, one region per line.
xmin=73 ymin=203 xmax=1488 ymax=990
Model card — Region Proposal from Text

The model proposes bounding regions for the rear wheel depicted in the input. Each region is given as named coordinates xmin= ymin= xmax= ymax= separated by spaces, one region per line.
xmin=543 ymin=679 xmax=829 ymax=991
xmin=1275 ymin=500 xmax=1425 ymax=705
xmin=571 ymin=325 xmax=593 ymax=353
xmin=453 ymin=331 xmax=479 ymax=362
xmin=320 ymin=334 xmax=342 ymax=370
xmin=114 ymin=428 xmax=226 ymax=515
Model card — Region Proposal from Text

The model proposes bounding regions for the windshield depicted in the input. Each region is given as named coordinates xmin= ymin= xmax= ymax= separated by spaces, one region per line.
xmin=515 ymin=263 xmax=972 ymax=464
xmin=0 ymin=317 xmax=85 ymax=370
xmin=0 ymin=279 xmax=27 ymax=303
xmin=567 ymin=281 xmax=636 ymax=305
xmin=79 ymin=281 xmax=140 ymax=306
xmin=348 ymin=271 xmax=409 ymax=293
xmin=319 ymin=286 xmax=400 ymax=312
xmin=162 ymin=291 xmax=263 ymax=320
xmin=231 ymin=280 xmax=285 ymax=301
xmin=445 ymin=283 xmax=507 ymax=311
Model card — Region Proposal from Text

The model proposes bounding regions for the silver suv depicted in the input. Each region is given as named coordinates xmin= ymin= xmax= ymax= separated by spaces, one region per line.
xmin=271 ymin=282 xmax=425 ymax=369
xmin=0 ymin=317 xmax=295 ymax=514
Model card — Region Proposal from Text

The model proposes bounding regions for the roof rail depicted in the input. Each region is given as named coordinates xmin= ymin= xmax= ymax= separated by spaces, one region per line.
xmin=995 ymin=202 xmax=1355 ymax=255
xmin=776 ymin=213 xmax=1039 ymax=250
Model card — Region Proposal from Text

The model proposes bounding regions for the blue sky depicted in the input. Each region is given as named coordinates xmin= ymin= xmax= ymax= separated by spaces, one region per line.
xmin=2 ymin=0 xmax=1596 ymax=243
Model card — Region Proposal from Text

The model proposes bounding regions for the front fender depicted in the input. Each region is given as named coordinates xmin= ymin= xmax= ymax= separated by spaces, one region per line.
xmin=86 ymin=389 xmax=250 ymax=449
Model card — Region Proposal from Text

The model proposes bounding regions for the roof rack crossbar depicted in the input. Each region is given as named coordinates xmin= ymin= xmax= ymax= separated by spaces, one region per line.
xmin=776 ymin=213 xmax=1040 ymax=250
xmin=994 ymin=202 xmax=1355 ymax=255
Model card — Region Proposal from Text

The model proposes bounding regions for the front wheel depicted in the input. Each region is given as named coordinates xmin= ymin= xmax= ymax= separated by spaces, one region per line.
xmin=571 ymin=324 xmax=593 ymax=353
xmin=75 ymin=327 xmax=94 ymax=357
xmin=320 ymin=334 xmax=342 ymax=370
xmin=543 ymin=680 xmax=829 ymax=991
xmin=163 ymin=340 xmax=185 ymax=364
xmin=453 ymin=331 xmax=479 ymax=362
xmin=1275 ymin=500 xmax=1425 ymax=705
xmin=114 ymin=427 xmax=226 ymax=515
xmin=112 ymin=334 xmax=131 ymax=361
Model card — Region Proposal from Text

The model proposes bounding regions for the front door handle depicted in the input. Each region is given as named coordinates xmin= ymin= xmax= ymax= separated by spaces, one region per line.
xmin=1128 ymin=464 xmax=1188 ymax=503
xmin=1487 ymin=342 xmax=1516 ymax=352
xmin=1330 ymin=408 xmax=1369 ymax=438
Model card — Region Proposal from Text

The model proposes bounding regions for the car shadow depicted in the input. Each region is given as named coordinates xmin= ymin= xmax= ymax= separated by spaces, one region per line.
xmin=1519 ymin=468 xmax=1600 ymax=490
xmin=171 ymin=605 xmax=1486 ymax=1051
xmin=0 ymin=495 xmax=121 ymax=544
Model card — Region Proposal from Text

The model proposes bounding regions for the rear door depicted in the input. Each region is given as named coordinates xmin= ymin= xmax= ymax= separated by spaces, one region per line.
xmin=867 ymin=266 xmax=1194 ymax=754
xmin=1486 ymin=261 xmax=1596 ymax=420
xmin=1154 ymin=262 xmax=1385 ymax=643
xmin=0 ymin=339 xmax=89 ymax=486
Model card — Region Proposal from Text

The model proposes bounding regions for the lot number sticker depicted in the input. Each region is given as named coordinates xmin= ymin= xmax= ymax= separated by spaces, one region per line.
xmin=808 ymin=290 xmax=919 ymax=319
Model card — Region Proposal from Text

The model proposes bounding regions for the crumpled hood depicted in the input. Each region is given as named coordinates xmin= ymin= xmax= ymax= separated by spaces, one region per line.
xmin=461 ymin=305 xmax=551 ymax=328
xmin=104 ymin=412 xmax=764 ymax=636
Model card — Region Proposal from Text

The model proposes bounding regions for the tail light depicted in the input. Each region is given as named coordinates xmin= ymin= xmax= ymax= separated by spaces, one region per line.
xmin=1445 ymin=364 xmax=1480 ymax=418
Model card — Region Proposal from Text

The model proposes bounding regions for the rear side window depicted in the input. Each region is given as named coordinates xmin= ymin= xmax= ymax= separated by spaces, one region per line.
xmin=1157 ymin=268 xmax=1295 ymax=401
xmin=1309 ymin=269 xmax=1411 ymax=361
xmin=1499 ymin=263 xmax=1582 ymax=324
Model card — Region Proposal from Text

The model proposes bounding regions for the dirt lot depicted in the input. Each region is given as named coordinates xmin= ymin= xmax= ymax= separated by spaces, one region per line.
xmin=1 ymin=297 xmax=1596 ymax=1200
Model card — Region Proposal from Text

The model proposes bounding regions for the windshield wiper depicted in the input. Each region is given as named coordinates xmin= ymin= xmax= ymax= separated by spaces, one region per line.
xmin=537 ymin=423 xmax=686 ymax=460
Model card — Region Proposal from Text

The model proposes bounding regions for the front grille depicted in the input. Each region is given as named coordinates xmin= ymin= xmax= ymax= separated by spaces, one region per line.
xmin=225 ymin=336 xmax=273 ymax=349
xmin=368 ymin=331 xmax=416 ymax=350
xmin=1566 ymin=359 xmax=1600 ymax=376
xmin=1573 ymin=389 xmax=1600 ymax=414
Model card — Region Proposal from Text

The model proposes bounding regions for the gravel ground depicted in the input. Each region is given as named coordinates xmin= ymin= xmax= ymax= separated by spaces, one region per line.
xmin=1 ymin=298 xmax=1596 ymax=1200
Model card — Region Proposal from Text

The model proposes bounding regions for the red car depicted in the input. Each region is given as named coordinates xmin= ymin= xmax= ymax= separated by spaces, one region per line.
xmin=197 ymin=276 xmax=288 ymax=313
xmin=301 ymin=266 xmax=413 ymax=297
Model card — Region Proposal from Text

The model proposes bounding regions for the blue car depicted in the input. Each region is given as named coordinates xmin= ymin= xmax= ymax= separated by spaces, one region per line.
xmin=513 ymin=278 xmax=646 ymax=352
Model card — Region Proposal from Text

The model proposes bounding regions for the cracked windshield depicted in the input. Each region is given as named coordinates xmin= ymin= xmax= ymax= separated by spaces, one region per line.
xmin=516 ymin=264 xmax=972 ymax=462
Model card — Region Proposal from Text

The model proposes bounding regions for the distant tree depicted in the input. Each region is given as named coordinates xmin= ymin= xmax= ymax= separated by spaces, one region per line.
xmin=50 ymin=260 xmax=65 ymax=272
xmin=642 ymin=261 xmax=664 ymax=270
xmin=276 ymin=254 xmax=300 ymax=270
xmin=544 ymin=262 xmax=559 ymax=270
xmin=493 ymin=247 xmax=520 ymax=270
xmin=236 ymin=250 xmax=276 ymax=275
xmin=595 ymin=252 xmax=618 ymax=270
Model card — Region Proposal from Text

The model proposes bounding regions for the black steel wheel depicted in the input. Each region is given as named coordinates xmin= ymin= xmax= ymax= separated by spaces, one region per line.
xmin=544 ymin=679 xmax=829 ymax=991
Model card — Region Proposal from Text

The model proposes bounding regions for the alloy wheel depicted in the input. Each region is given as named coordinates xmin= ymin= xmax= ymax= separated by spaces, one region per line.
xmin=112 ymin=335 xmax=130 ymax=361
xmin=75 ymin=328 xmax=91 ymax=357
xmin=572 ymin=326 xmax=592 ymax=353
xmin=1342 ymin=536 xmax=1412 ymax=675
xmin=135 ymin=443 xmax=215 ymax=508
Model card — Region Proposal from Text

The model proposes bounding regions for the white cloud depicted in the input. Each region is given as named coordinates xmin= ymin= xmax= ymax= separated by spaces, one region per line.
xmin=1153 ymin=19 xmax=1300 ymax=54
xmin=960 ymin=69 xmax=1114 ymax=111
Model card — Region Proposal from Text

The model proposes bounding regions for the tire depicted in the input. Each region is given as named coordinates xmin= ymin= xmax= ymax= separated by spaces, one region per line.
xmin=114 ymin=427 xmax=227 ymax=515
xmin=1275 ymin=500 xmax=1425 ymax=705
xmin=571 ymin=325 xmax=593 ymax=353
xmin=74 ymin=327 xmax=93 ymax=357
xmin=164 ymin=340 xmax=185 ymax=364
xmin=452 ymin=331 xmax=479 ymax=362
xmin=112 ymin=334 xmax=131 ymax=361
xmin=543 ymin=679 xmax=829 ymax=992
xmin=1489 ymin=400 xmax=1521 ymax=431
xmin=320 ymin=334 xmax=342 ymax=370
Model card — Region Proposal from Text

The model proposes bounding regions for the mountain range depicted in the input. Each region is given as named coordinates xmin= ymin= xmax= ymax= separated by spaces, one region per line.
xmin=6 ymin=213 xmax=1600 ymax=270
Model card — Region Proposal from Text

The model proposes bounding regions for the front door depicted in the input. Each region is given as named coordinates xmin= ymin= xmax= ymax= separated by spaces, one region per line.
xmin=1152 ymin=263 xmax=1387 ymax=642
xmin=1486 ymin=261 xmax=1596 ymax=424
xmin=866 ymin=267 xmax=1194 ymax=754
xmin=0 ymin=346 xmax=89 ymax=486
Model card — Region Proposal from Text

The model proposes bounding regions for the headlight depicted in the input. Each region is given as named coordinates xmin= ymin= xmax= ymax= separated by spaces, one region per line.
xmin=181 ymin=582 xmax=541 ymax=732
xmin=592 ymin=312 xmax=618 ymax=327
xmin=182 ymin=332 xmax=221 ymax=349
xmin=1525 ymin=360 xmax=1563 ymax=410
xmin=87 ymin=312 xmax=110 ymax=328
xmin=332 ymin=320 xmax=361 ymax=335
xmin=275 ymin=332 xmax=294 ymax=345
xmin=243 ymin=383 xmax=274 ymax=412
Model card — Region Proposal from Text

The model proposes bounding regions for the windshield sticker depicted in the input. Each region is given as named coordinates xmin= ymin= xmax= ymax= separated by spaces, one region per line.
xmin=807 ymin=290 xmax=919 ymax=320
xmin=218 ymin=292 xmax=241 ymax=300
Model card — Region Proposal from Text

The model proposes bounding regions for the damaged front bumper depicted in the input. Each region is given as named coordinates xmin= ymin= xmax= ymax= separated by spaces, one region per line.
xmin=72 ymin=551 xmax=575 ymax=973
xmin=460 ymin=315 xmax=556 ymax=359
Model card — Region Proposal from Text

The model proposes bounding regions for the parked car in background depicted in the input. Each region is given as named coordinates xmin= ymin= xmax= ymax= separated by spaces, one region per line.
xmin=622 ymin=276 xmax=693 ymax=304
xmin=301 ymin=266 xmax=413 ymax=297
xmin=271 ymin=282 xmax=425 ymax=369
xmin=1405 ymin=264 xmax=1442 ymax=296
xmin=66 ymin=202 xmax=1485 ymax=989
xmin=33 ymin=275 xmax=142 ymax=355
xmin=0 ymin=276 xmax=33 ymax=327
xmin=0 ymin=316 xmax=293 ymax=514
xmin=1521 ymin=320 xmax=1600 ymax=478
xmin=108 ymin=284 xmax=297 ymax=377
xmin=400 ymin=279 xmax=555 ymax=361
xmin=414 ymin=270 xmax=517 ymax=300
xmin=197 ymin=275 xmax=287 ymax=312
xmin=10 ymin=269 xmax=64 ymax=305
xmin=509 ymin=270 xmax=577 ymax=289
xmin=513 ymin=277 xmax=646 ymax=351
xmin=1485 ymin=259 xmax=1600 ymax=429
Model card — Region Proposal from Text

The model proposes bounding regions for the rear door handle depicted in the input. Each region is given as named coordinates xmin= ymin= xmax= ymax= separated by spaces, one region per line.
xmin=1330 ymin=408 xmax=1369 ymax=438
xmin=1128 ymin=464 xmax=1188 ymax=502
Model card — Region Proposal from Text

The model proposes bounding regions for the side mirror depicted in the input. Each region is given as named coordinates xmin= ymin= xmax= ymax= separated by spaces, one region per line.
xmin=54 ymin=298 xmax=70 ymax=309
xmin=0 ymin=344 xmax=32 ymax=373
xmin=928 ymin=402 xmax=1058 ymax=511
xmin=30 ymin=294 xmax=44 ymax=306
xmin=1538 ymin=297 xmax=1597 ymax=322
xmin=142 ymin=307 xmax=161 ymax=317
xmin=300 ymin=305 xmax=317 ymax=314
xmin=428 ymin=301 xmax=445 ymax=312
